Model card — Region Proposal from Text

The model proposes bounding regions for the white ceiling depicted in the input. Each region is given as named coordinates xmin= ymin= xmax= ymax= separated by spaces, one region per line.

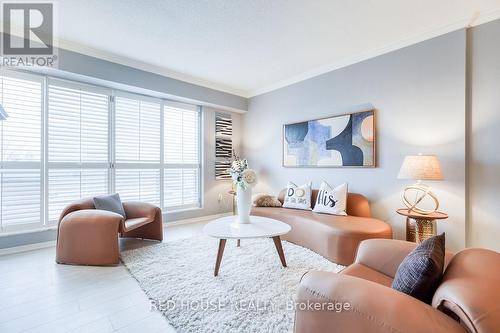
xmin=56 ymin=0 xmax=500 ymax=97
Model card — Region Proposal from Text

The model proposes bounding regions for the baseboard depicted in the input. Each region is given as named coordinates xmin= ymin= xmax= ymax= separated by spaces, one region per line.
xmin=0 ymin=240 xmax=56 ymax=256
xmin=164 ymin=212 xmax=232 ymax=227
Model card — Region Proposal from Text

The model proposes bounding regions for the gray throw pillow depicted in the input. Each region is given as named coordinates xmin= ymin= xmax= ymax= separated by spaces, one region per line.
xmin=93 ymin=193 xmax=126 ymax=218
xmin=392 ymin=233 xmax=445 ymax=304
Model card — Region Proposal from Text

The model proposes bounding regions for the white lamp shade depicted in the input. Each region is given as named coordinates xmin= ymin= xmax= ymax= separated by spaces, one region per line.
xmin=397 ymin=155 xmax=444 ymax=181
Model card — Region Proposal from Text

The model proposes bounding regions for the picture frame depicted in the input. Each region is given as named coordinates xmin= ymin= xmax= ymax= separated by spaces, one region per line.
xmin=215 ymin=112 xmax=233 ymax=179
xmin=282 ymin=110 xmax=376 ymax=168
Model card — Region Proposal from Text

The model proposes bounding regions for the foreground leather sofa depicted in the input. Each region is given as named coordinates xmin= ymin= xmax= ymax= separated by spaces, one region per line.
xmin=56 ymin=199 xmax=163 ymax=266
xmin=295 ymin=239 xmax=500 ymax=333
xmin=251 ymin=190 xmax=392 ymax=265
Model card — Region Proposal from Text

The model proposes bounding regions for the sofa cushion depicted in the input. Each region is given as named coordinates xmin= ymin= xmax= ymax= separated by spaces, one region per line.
xmin=313 ymin=181 xmax=348 ymax=216
xmin=278 ymin=189 xmax=372 ymax=217
xmin=282 ymin=181 xmax=312 ymax=210
xmin=123 ymin=217 xmax=154 ymax=232
xmin=252 ymin=193 xmax=282 ymax=207
xmin=392 ymin=233 xmax=445 ymax=304
xmin=251 ymin=206 xmax=392 ymax=265
xmin=93 ymin=193 xmax=126 ymax=218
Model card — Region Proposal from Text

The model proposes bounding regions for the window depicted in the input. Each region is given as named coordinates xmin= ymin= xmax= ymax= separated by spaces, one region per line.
xmin=164 ymin=101 xmax=201 ymax=210
xmin=0 ymin=72 xmax=43 ymax=231
xmin=114 ymin=93 xmax=161 ymax=206
xmin=47 ymin=80 xmax=110 ymax=222
xmin=0 ymin=70 xmax=202 ymax=233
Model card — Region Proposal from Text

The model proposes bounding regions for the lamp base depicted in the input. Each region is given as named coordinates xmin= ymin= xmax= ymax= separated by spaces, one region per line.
xmin=402 ymin=182 xmax=439 ymax=215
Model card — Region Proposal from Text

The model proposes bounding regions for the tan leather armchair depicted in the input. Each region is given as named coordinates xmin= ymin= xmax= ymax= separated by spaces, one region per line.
xmin=295 ymin=239 xmax=500 ymax=333
xmin=56 ymin=199 xmax=163 ymax=266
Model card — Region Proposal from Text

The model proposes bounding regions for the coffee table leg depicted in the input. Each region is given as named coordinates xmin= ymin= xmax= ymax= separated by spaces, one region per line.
xmin=272 ymin=236 xmax=287 ymax=267
xmin=237 ymin=239 xmax=240 ymax=247
xmin=214 ymin=239 xmax=226 ymax=276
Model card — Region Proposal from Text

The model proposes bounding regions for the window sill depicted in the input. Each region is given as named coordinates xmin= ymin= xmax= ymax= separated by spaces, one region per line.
xmin=0 ymin=207 xmax=204 ymax=236
xmin=0 ymin=226 xmax=57 ymax=237
xmin=163 ymin=206 xmax=203 ymax=214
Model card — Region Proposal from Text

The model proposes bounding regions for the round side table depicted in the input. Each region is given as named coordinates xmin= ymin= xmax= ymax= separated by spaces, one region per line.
xmin=396 ymin=209 xmax=448 ymax=243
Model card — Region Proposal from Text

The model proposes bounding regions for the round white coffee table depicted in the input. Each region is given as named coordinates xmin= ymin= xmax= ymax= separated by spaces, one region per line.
xmin=203 ymin=215 xmax=291 ymax=276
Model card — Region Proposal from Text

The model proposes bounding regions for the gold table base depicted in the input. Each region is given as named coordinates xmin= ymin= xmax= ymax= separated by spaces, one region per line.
xmin=406 ymin=218 xmax=437 ymax=243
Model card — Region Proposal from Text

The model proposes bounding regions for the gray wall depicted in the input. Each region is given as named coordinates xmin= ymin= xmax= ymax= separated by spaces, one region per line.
xmin=469 ymin=20 xmax=500 ymax=251
xmin=244 ymin=31 xmax=467 ymax=251
xmin=0 ymin=229 xmax=56 ymax=250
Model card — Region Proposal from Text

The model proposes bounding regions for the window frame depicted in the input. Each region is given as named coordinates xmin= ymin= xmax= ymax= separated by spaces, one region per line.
xmin=46 ymin=78 xmax=113 ymax=224
xmin=0 ymin=70 xmax=44 ymax=233
xmin=0 ymin=69 xmax=203 ymax=233
xmin=113 ymin=90 xmax=163 ymax=206
xmin=163 ymin=101 xmax=202 ymax=211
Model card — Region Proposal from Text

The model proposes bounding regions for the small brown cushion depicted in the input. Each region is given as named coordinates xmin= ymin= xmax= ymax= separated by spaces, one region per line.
xmin=252 ymin=194 xmax=282 ymax=207
xmin=392 ymin=233 xmax=446 ymax=304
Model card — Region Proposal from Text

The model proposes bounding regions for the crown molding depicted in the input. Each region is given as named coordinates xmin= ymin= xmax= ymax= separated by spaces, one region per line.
xmin=56 ymin=38 xmax=249 ymax=98
xmin=3 ymin=8 xmax=500 ymax=100
xmin=247 ymin=8 xmax=500 ymax=97
xmin=0 ymin=26 xmax=249 ymax=98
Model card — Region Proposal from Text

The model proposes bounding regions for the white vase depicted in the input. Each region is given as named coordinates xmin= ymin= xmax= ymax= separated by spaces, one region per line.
xmin=236 ymin=186 xmax=252 ymax=224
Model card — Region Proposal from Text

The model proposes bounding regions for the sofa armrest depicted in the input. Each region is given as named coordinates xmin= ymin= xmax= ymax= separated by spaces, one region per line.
xmin=60 ymin=209 xmax=124 ymax=226
xmin=58 ymin=198 xmax=95 ymax=222
xmin=355 ymin=239 xmax=455 ymax=278
xmin=58 ymin=209 xmax=123 ymax=240
xmin=295 ymin=270 xmax=465 ymax=333
xmin=122 ymin=201 xmax=160 ymax=220
xmin=355 ymin=239 xmax=417 ymax=278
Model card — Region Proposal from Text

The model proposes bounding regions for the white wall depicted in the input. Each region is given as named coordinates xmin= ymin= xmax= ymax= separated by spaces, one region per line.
xmin=469 ymin=20 xmax=500 ymax=251
xmin=243 ymin=31 xmax=467 ymax=251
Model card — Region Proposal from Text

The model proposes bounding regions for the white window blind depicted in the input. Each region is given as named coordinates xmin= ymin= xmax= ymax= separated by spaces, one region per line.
xmin=114 ymin=94 xmax=161 ymax=206
xmin=115 ymin=169 xmax=161 ymax=205
xmin=164 ymin=103 xmax=201 ymax=210
xmin=0 ymin=70 xmax=202 ymax=233
xmin=47 ymin=80 xmax=110 ymax=222
xmin=0 ymin=73 xmax=42 ymax=230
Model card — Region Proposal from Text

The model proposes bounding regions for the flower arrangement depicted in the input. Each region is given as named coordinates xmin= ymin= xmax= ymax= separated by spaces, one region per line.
xmin=229 ymin=150 xmax=257 ymax=189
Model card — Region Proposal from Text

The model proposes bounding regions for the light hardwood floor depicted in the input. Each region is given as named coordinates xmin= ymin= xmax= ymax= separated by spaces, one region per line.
xmin=0 ymin=221 xmax=208 ymax=333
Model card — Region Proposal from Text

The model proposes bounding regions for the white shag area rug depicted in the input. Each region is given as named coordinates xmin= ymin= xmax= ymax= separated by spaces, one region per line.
xmin=121 ymin=236 xmax=344 ymax=333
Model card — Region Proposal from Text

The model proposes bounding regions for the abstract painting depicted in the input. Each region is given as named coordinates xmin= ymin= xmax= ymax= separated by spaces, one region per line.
xmin=215 ymin=113 xmax=233 ymax=179
xmin=215 ymin=138 xmax=232 ymax=158
xmin=283 ymin=110 xmax=375 ymax=167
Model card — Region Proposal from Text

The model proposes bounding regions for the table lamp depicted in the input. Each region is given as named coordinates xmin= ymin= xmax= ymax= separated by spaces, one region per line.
xmin=397 ymin=154 xmax=443 ymax=214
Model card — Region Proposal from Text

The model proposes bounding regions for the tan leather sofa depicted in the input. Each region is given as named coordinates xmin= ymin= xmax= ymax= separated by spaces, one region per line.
xmin=295 ymin=239 xmax=500 ymax=333
xmin=56 ymin=199 xmax=163 ymax=266
xmin=251 ymin=189 xmax=392 ymax=265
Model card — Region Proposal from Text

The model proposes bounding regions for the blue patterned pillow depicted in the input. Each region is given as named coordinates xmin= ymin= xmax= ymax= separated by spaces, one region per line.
xmin=392 ymin=233 xmax=445 ymax=304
